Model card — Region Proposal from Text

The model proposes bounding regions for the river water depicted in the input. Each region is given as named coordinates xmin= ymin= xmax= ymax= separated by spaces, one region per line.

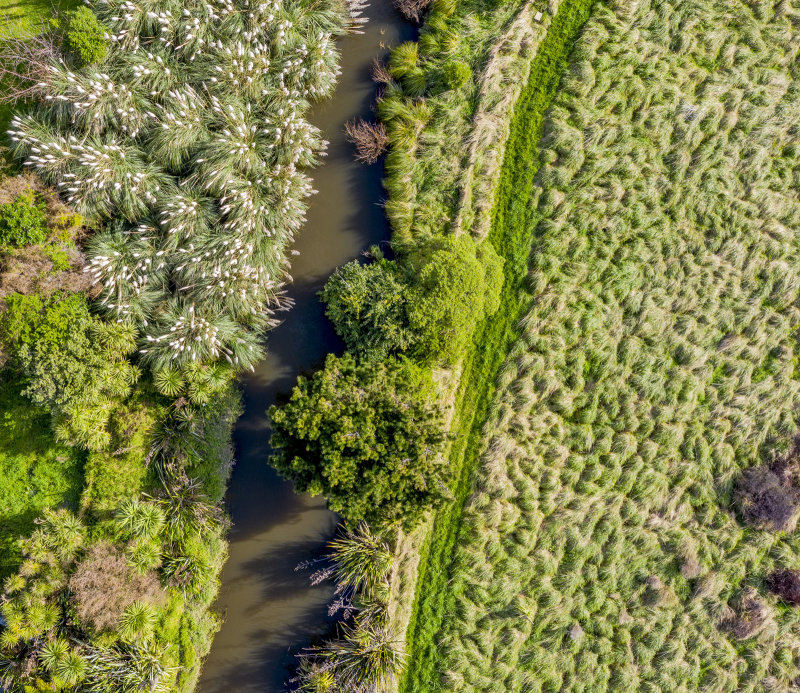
xmin=197 ymin=4 xmax=413 ymax=691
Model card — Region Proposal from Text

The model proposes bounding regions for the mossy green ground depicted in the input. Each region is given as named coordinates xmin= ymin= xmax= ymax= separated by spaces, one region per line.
xmin=410 ymin=0 xmax=800 ymax=690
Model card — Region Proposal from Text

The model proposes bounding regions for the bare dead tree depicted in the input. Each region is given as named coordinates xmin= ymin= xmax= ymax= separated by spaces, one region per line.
xmin=393 ymin=0 xmax=432 ymax=23
xmin=344 ymin=118 xmax=389 ymax=165
xmin=0 ymin=16 xmax=62 ymax=104
xmin=371 ymin=57 xmax=392 ymax=85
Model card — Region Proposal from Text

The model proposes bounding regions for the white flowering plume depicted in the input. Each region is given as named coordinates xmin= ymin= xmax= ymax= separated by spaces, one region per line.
xmin=8 ymin=0 xmax=368 ymax=372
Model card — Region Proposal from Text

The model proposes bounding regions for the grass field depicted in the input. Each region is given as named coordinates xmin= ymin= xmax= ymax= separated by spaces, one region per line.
xmin=408 ymin=0 xmax=800 ymax=690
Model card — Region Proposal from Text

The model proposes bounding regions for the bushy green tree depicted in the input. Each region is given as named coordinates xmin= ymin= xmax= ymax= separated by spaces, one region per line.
xmin=62 ymin=7 xmax=109 ymax=66
xmin=0 ymin=293 xmax=138 ymax=449
xmin=321 ymin=254 xmax=414 ymax=361
xmin=406 ymin=235 xmax=504 ymax=364
xmin=0 ymin=190 xmax=48 ymax=248
xmin=269 ymin=354 xmax=448 ymax=529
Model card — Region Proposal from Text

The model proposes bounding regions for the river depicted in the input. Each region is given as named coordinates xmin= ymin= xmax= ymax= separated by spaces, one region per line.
xmin=196 ymin=4 xmax=414 ymax=691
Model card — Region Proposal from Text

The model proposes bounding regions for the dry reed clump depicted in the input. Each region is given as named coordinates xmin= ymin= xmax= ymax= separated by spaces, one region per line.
xmin=393 ymin=0 xmax=432 ymax=22
xmin=419 ymin=0 xmax=800 ymax=690
xmin=69 ymin=542 xmax=163 ymax=632
xmin=345 ymin=119 xmax=390 ymax=164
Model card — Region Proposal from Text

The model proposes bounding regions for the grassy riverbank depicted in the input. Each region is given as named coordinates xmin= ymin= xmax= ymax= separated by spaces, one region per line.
xmin=398 ymin=1 xmax=596 ymax=688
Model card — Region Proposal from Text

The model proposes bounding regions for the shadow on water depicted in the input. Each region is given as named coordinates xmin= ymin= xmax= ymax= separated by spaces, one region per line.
xmin=197 ymin=3 xmax=415 ymax=691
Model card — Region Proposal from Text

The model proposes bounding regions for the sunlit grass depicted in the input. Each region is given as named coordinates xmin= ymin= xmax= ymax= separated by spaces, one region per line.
xmin=411 ymin=0 xmax=800 ymax=690
xmin=0 ymin=372 xmax=83 ymax=580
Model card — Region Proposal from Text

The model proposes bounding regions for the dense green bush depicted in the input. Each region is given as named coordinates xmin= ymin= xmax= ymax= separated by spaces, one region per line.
xmin=62 ymin=7 xmax=109 ymax=66
xmin=0 ymin=189 xmax=48 ymax=247
xmin=0 ymin=292 xmax=138 ymax=449
xmin=321 ymin=254 xmax=414 ymax=361
xmin=406 ymin=234 xmax=503 ymax=364
xmin=0 ymin=507 xmax=174 ymax=691
xmin=439 ymin=59 xmax=471 ymax=90
xmin=269 ymin=354 xmax=448 ymax=529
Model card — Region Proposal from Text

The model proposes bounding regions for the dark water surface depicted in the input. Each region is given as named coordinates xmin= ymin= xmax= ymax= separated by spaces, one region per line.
xmin=197 ymin=5 xmax=414 ymax=692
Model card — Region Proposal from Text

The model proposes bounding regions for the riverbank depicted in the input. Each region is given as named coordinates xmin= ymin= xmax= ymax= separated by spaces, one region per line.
xmin=0 ymin=0 xmax=367 ymax=689
xmin=196 ymin=3 xmax=415 ymax=691
xmin=386 ymin=1 xmax=598 ymax=688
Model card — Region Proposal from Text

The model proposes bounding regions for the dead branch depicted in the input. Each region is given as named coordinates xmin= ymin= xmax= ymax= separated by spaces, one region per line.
xmin=393 ymin=0 xmax=432 ymax=23
xmin=344 ymin=118 xmax=389 ymax=165
xmin=371 ymin=57 xmax=393 ymax=85
xmin=0 ymin=16 xmax=62 ymax=104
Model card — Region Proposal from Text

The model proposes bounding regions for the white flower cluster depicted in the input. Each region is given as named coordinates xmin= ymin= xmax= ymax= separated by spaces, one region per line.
xmin=8 ymin=0 xmax=367 ymax=371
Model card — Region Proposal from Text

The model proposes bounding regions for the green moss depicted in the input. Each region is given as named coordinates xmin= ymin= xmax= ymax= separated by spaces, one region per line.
xmin=81 ymin=399 xmax=158 ymax=515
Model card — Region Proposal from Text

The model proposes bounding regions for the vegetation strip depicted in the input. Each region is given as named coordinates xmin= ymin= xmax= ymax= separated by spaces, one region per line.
xmin=0 ymin=0 xmax=363 ymax=688
xmin=398 ymin=0 xmax=595 ymax=689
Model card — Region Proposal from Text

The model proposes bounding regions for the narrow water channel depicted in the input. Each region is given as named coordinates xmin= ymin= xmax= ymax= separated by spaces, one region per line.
xmin=197 ymin=5 xmax=414 ymax=692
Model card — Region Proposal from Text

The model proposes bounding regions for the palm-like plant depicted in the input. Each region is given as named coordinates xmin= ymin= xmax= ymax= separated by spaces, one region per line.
xmin=8 ymin=0 xmax=356 ymax=378
xmin=328 ymin=524 xmax=392 ymax=600
xmin=54 ymin=650 xmax=88 ymax=686
xmin=319 ymin=623 xmax=405 ymax=692
xmin=117 ymin=601 xmax=157 ymax=642
xmin=116 ymin=499 xmax=166 ymax=540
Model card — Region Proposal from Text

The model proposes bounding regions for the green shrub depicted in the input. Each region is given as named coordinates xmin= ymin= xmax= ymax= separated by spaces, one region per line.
xmin=269 ymin=354 xmax=448 ymax=529
xmin=406 ymin=235 xmax=503 ymax=364
xmin=321 ymin=254 xmax=414 ymax=361
xmin=439 ymin=60 xmax=471 ymax=90
xmin=0 ymin=190 xmax=48 ymax=248
xmin=0 ymin=293 xmax=139 ymax=450
xmin=43 ymin=243 xmax=72 ymax=271
xmin=63 ymin=7 xmax=109 ymax=66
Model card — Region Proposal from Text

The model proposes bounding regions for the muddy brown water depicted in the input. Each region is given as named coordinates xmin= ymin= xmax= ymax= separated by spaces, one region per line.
xmin=197 ymin=5 xmax=414 ymax=692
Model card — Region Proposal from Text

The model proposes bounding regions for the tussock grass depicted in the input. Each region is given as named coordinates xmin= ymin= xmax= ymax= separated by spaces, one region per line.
xmin=414 ymin=0 xmax=800 ymax=690
xmin=399 ymin=0 xmax=596 ymax=689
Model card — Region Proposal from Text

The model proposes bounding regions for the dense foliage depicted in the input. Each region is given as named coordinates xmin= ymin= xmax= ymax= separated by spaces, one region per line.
xmin=269 ymin=354 xmax=448 ymax=529
xmin=8 ymin=0 xmax=361 ymax=387
xmin=405 ymin=234 xmax=502 ymax=364
xmin=321 ymin=253 xmax=413 ymax=361
xmin=62 ymin=6 xmax=109 ymax=66
xmin=0 ymin=190 xmax=48 ymax=247
xmin=411 ymin=1 xmax=800 ymax=690
xmin=0 ymin=292 xmax=139 ymax=450
xmin=0 ymin=374 xmax=84 ymax=581
xmin=0 ymin=508 xmax=175 ymax=692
